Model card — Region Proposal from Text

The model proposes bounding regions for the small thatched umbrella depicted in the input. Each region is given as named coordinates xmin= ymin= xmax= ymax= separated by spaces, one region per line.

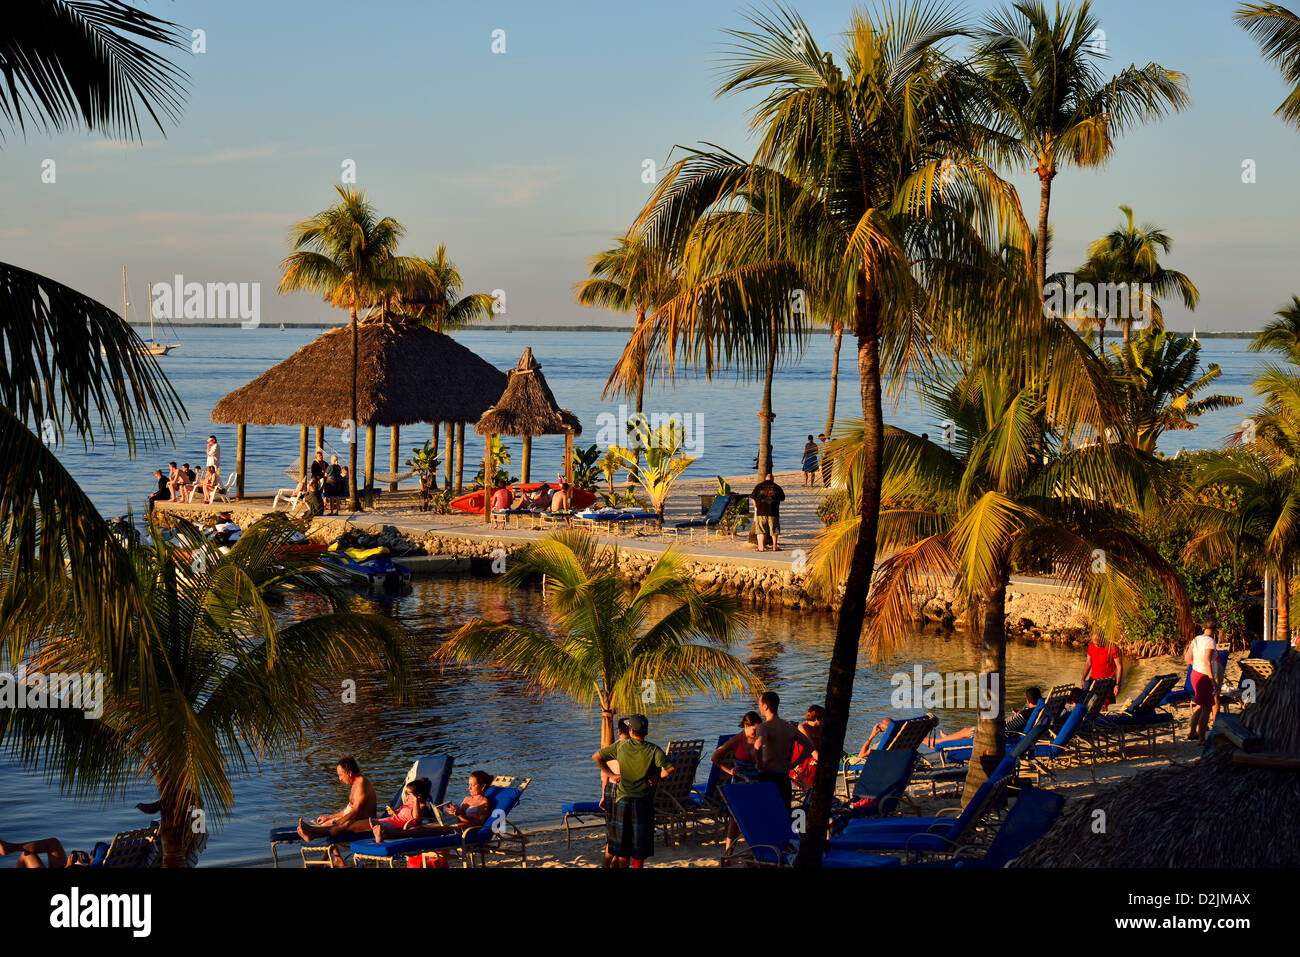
xmin=474 ymin=348 xmax=582 ymax=522
xmin=1018 ymin=650 xmax=1300 ymax=867
xmin=212 ymin=324 xmax=506 ymax=498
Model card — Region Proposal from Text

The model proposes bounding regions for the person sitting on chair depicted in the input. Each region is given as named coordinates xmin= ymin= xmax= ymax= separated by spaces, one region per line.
xmin=368 ymin=778 xmax=434 ymax=843
xmin=296 ymin=757 xmax=378 ymax=844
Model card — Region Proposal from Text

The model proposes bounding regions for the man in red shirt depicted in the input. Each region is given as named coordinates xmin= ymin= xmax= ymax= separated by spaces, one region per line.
xmin=1079 ymin=630 xmax=1123 ymax=711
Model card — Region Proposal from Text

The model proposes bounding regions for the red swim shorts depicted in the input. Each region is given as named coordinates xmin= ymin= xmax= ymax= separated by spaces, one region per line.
xmin=1191 ymin=670 xmax=1216 ymax=708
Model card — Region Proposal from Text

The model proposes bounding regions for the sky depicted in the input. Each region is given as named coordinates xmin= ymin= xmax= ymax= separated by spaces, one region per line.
xmin=1 ymin=0 xmax=1296 ymax=331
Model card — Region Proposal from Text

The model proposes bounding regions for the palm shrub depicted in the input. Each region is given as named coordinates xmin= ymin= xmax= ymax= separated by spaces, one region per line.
xmin=435 ymin=530 xmax=757 ymax=746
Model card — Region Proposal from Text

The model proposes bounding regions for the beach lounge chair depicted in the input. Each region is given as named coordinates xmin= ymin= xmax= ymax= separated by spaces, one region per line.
xmin=87 ymin=825 xmax=160 ymax=868
xmin=931 ymin=697 xmax=1050 ymax=766
xmin=840 ymin=713 xmax=936 ymax=798
xmin=720 ymin=783 xmax=901 ymax=868
xmin=349 ymin=780 xmax=530 ymax=868
xmin=1090 ymin=672 xmax=1180 ymax=757
xmin=914 ymin=702 xmax=1055 ymax=794
xmin=670 ymin=495 xmax=729 ymax=538
xmin=685 ymin=733 xmax=736 ymax=821
xmin=827 ymin=772 xmax=1014 ymax=863
xmin=654 ymin=739 xmax=705 ymax=844
xmin=831 ymin=749 xmax=917 ymax=826
xmin=1023 ymin=677 xmax=1113 ymax=782
xmin=268 ymin=755 xmax=454 ymax=868
xmin=906 ymin=785 xmax=1065 ymax=869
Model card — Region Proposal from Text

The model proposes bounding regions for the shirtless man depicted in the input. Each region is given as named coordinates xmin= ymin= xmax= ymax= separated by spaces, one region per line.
xmin=297 ymin=757 xmax=377 ymax=845
xmin=751 ymin=691 xmax=817 ymax=809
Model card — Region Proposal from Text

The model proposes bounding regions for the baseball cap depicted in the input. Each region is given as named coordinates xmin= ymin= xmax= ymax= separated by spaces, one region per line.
xmin=625 ymin=714 xmax=648 ymax=734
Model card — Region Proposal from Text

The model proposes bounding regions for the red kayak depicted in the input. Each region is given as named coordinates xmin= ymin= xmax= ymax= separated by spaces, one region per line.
xmin=449 ymin=482 xmax=597 ymax=514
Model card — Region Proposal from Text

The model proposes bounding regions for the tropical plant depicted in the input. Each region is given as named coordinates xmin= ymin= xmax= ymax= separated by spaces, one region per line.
xmin=610 ymin=418 xmax=697 ymax=519
xmin=1248 ymin=295 xmax=1300 ymax=362
xmin=0 ymin=515 xmax=414 ymax=867
xmin=1065 ymin=206 xmax=1199 ymax=348
xmin=1236 ymin=3 xmax=1300 ymax=130
xmin=1108 ymin=329 xmax=1240 ymax=453
xmin=577 ymin=233 xmax=681 ymax=413
xmin=279 ymin=187 xmax=430 ymax=510
xmin=471 ymin=435 xmax=515 ymax=489
xmin=570 ymin=444 xmax=602 ymax=491
xmin=405 ymin=440 xmax=443 ymax=511
xmin=0 ymin=2 xmax=190 ymax=732
xmin=435 ymin=530 xmax=758 ymax=746
xmin=972 ymin=1 xmax=1189 ymax=293
xmin=716 ymin=475 xmax=733 ymax=497
xmin=812 ymin=358 xmax=1190 ymax=801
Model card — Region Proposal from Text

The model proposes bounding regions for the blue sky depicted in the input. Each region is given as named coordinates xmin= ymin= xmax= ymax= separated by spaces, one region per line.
xmin=0 ymin=0 xmax=1295 ymax=330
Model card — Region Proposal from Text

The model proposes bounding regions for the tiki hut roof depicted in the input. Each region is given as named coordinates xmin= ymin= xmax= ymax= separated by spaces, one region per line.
xmin=1018 ymin=650 xmax=1300 ymax=868
xmin=211 ymin=323 xmax=507 ymax=428
xmin=474 ymin=347 xmax=582 ymax=437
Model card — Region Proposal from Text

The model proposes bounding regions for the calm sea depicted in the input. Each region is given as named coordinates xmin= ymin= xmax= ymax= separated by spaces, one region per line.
xmin=1 ymin=329 xmax=1261 ymax=864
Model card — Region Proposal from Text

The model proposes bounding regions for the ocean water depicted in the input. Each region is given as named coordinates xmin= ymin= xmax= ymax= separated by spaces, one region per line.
xmin=2 ymin=329 xmax=1262 ymax=864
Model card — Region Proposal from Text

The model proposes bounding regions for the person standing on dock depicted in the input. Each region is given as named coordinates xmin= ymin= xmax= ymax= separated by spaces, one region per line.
xmin=801 ymin=436 xmax=819 ymax=487
xmin=750 ymin=472 xmax=785 ymax=552
xmin=206 ymin=435 xmax=221 ymax=473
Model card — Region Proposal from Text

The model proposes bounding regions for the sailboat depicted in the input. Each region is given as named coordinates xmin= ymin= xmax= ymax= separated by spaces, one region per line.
xmin=1191 ymin=328 xmax=1199 ymax=344
xmin=115 ymin=267 xmax=179 ymax=356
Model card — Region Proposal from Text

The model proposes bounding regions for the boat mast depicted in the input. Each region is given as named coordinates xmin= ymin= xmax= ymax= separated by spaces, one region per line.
xmin=122 ymin=265 xmax=129 ymax=325
xmin=147 ymin=281 xmax=155 ymax=340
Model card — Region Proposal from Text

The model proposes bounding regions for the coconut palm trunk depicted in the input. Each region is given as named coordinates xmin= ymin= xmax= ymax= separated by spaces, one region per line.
xmin=1036 ymin=170 xmax=1054 ymax=294
xmin=348 ymin=301 xmax=360 ymax=510
xmin=157 ymin=791 xmax=194 ymax=868
xmin=757 ymin=310 xmax=777 ymax=475
xmin=963 ymin=567 xmax=1010 ymax=803
xmin=798 ymin=281 xmax=884 ymax=866
xmin=825 ymin=321 xmax=843 ymax=439
xmin=635 ymin=304 xmax=647 ymax=415
xmin=1279 ymin=564 xmax=1290 ymax=641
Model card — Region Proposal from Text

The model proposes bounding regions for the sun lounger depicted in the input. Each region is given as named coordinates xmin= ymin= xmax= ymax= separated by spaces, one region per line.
xmin=905 ymin=785 xmax=1065 ymax=869
xmin=840 ymin=713 xmax=936 ymax=798
xmin=670 ymin=495 xmax=729 ymax=537
xmin=1024 ymin=677 xmax=1113 ymax=782
xmin=269 ymin=755 xmax=454 ymax=868
xmin=87 ymin=825 xmax=160 ymax=868
xmin=573 ymin=508 xmax=662 ymax=533
xmin=349 ymin=779 xmax=530 ymax=868
xmin=932 ymin=697 xmax=1050 ymax=765
xmin=914 ymin=702 xmax=1055 ymax=794
xmin=720 ymin=782 xmax=902 ymax=868
xmin=654 ymin=739 xmax=705 ymax=844
xmin=685 ymin=733 xmax=735 ymax=820
xmin=1090 ymin=672 xmax=1180 ymax=757
xmin=831 ymin=749 xmax=917 ymax=827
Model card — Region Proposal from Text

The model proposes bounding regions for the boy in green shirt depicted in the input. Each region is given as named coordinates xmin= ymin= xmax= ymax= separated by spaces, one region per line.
xmin=593 ymin=714 xmax=674 ymax=867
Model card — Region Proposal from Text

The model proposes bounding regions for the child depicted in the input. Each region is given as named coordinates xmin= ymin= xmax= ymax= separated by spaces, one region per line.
xmin=369 ymin=778 xmax=433 ymax=842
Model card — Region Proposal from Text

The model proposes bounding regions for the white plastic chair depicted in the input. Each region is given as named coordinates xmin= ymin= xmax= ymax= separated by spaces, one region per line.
xmin=211 ymin=471 xmax=238 ymax=504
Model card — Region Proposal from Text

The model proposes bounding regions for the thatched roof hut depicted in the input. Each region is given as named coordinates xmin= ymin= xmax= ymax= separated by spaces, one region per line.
xmin=212 ymin=324 xmax=505 ymax=428
xmin=473 ymin=348 xmax=582 ymax=506
xmin=211 ymin=323 xmax=506 ymax=497
xmin=474 ymin=348 xmax=582 ymax=438
xmin=1018 ymin=650 xmax=1300 ymax=867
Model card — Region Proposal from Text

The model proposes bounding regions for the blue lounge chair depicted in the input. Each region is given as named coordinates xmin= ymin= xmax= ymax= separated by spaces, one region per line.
xmin=671 ymin=495 xmax=729 ymax=537
xmin=840 ymin=713 xmax=935 ymax=798
xmin=350 ymin=780 xmax=530 ymax=867
xmin=914 ymin=703 xmax=1054 ymax=793
xmin=932 ymin=696 xmax=1050 ymax=765
xmin=906 ymin=785 xmax=1065 ymax=868
xmin=688 ymin=733 xmax=736 ymax=814
xmin=1162 ymin=647 xmax=1230 ymax=707
xmin=269 ymin=755 xmax=454 ymax=868
xmin=1091 ymin=673 xmax=1180 ymax=757
xmin=831 ymin=748 xmax=917 ymax=826
xmin=720 ymin=782 xmax=901 ymax=868
xmin=1023 ymin=677 xmax=1113 ymax=782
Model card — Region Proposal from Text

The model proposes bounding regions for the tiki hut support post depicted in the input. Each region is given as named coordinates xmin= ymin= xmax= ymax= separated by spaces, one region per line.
xmin=299 ymin=425 xmax=308 ymax=480
xmin=521 ymin=435 xmax=532 ymax=485
xmin=432 ymin=422 xmax=439 ymax=468
xmin=236 ymin=424 xmax=246 ymax=500
xmin=455 ymin=423 xmax=465 ymax=493
xmin=365 ymin=424 xmax=377 ymax=493
xmin=389 ymin=425 xmax=400 ymax=493
xmin=483 ymin=432 xmax=493 ymax=525
xmin=315 ymin=425 xmax=324 ymax=456
xmin=444 ymin=421 xmax=454 ymax=489
xmin=565 ymin=431 xmax=574 ymax=487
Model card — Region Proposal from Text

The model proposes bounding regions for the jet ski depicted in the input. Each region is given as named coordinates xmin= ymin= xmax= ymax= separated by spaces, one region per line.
xmin=320 ymin=538 xmax=411 ymax=591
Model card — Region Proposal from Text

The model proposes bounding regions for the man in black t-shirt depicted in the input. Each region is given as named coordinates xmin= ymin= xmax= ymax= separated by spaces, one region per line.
xmin=749 ymin=472 xmax=785 ymax=552
xmin=147 ymin=469 xmax=171 ymax=513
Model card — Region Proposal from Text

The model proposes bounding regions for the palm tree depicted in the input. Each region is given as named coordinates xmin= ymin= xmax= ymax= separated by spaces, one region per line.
xmin=1 ymin=2 xmax=189 ymax=689
xmin=434 ymin=530 xmax=757 ymax=747
xmin=278 ymin=187 xmax=429 ymax=510
xmin=383 ymin=244 xmax=496 ymax=333
xmin=577 ymin=233 xmax=681 ymax=413
xmin=610 ymin=3 xmax=1030 ymax=865
xmin=1249 ymin=296 xmax=1300 ymax=361
xmin=1236 ymin=3 xmax=1300 ymax=130
xmin=0 ymin=515 xmax=414 ymax=866
xmin=1071 ymin=206 xmax=1199 ymax=348
xmin=812 ymin=360 xmax=1189 ymax=801
xmin=1109 ymin=329 xmax=1240 ymax=453
xmin=973 ymin=1 xmax=1189 ymax=293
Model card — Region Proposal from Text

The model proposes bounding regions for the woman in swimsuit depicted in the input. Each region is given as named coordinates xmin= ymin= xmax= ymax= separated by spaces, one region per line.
xmin=369 ymin=778 xmax=433 ymax=843
xmin=387 ymin=771 xmax=494 ymax=838
xmin=713 ymin=711 xmax=762 ymax=863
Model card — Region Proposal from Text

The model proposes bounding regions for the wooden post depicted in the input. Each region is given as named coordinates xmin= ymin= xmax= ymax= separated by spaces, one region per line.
xmin=444 ymin=421 xmax=454 ymax=489
xmin=389 ymin=425 xmax=400 ymax=493
xmin=315 ymin=425 xmax=324 ymax=456
xmin=432 ymin=422 xmax=439 ymax=485
xmin=484 ymin=432 xmax=493 ymax=524
xmin=236 ymin=424 xmax=246 ymax=500
xmin=299 ymin=425 xmax=308 ymax=480
xmin=365 ymin=424 xmax=377 ymax=494
xmin=564 ymin=431 xmax=574 ymax=487
xmin=521 ymin=435 xmax=532 ymax=485
xmin=455 ymin=422 xmax=465 ymax=493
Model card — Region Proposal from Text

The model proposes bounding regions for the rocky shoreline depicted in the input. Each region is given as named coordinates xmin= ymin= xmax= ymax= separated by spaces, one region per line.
xmin=156 ymin=503 xmax=1139 ymax=654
